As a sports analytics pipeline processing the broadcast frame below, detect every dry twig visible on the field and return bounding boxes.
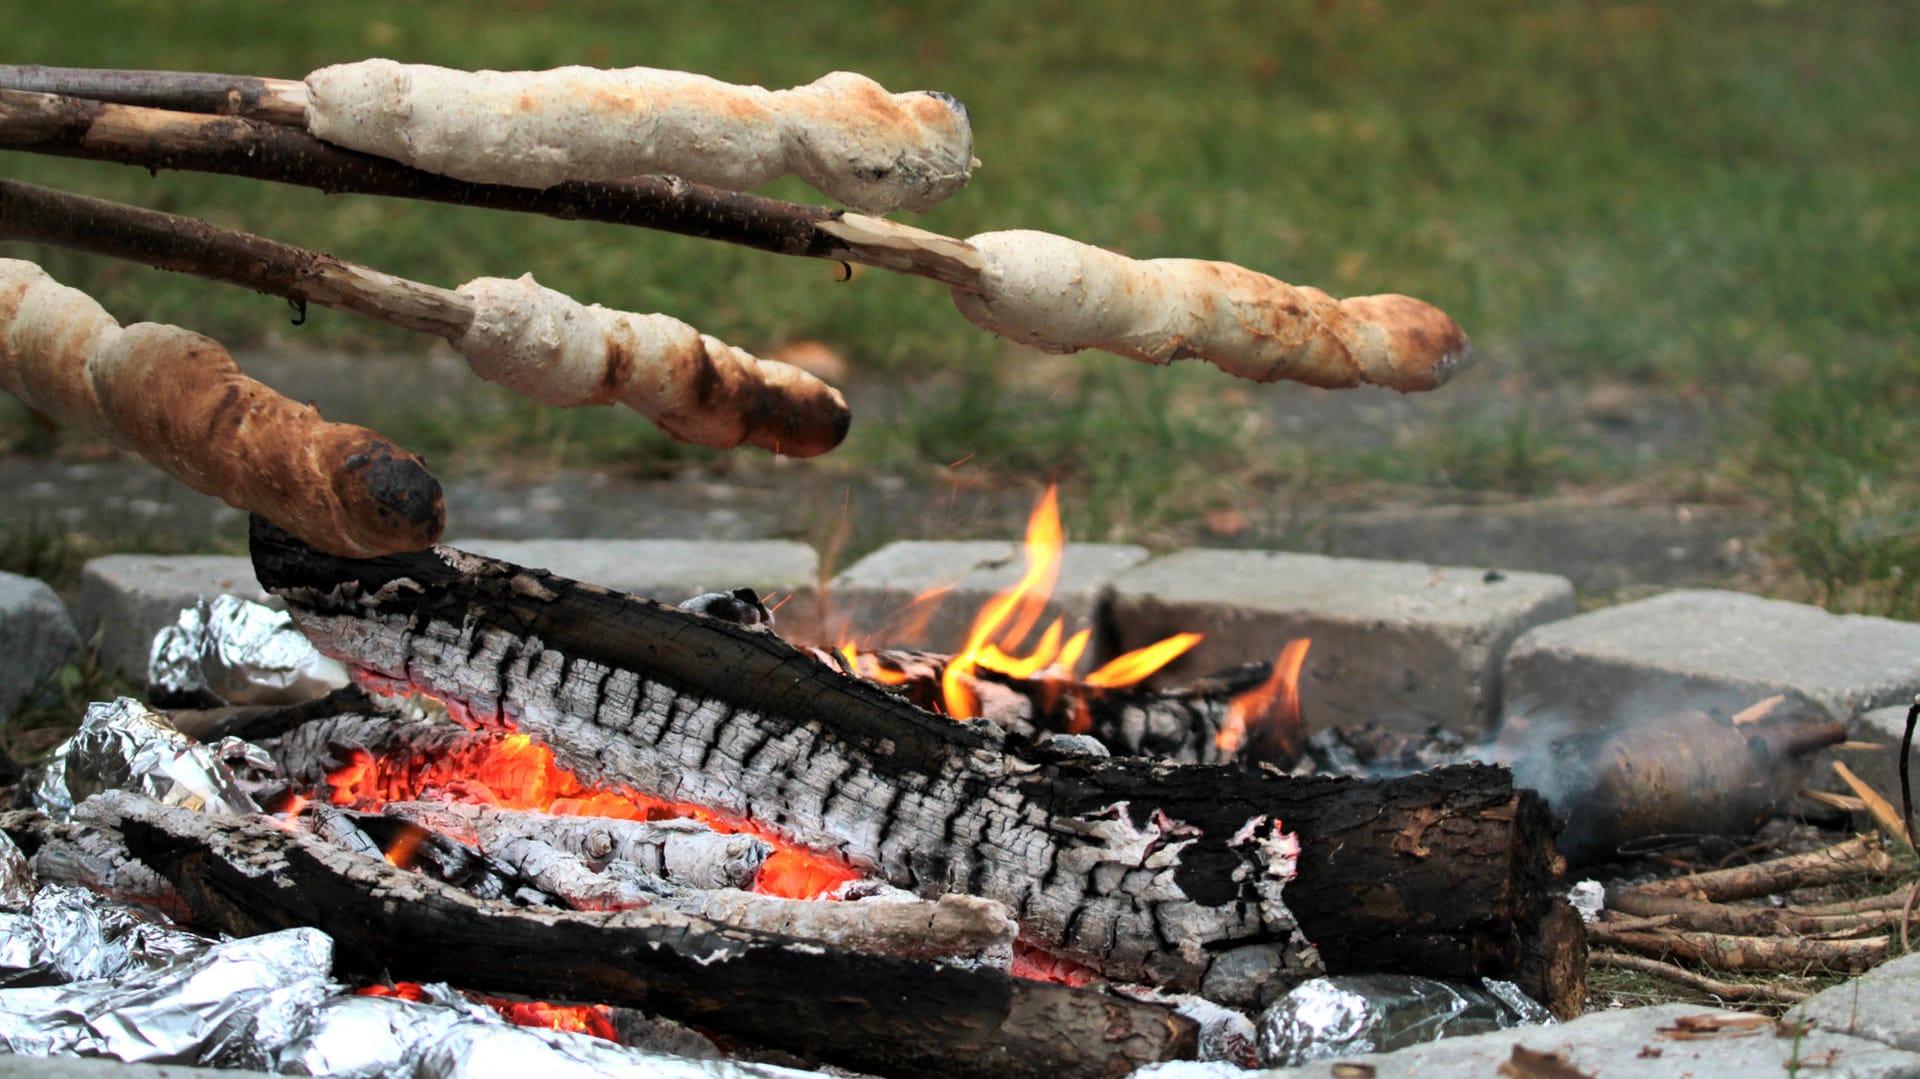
[1590,951,1810,1005]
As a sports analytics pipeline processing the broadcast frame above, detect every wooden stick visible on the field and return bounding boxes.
[0,178,471,336]
[0,87,1465,392]
[1603,891,1897,938]
[1589,951,1810,1005]
[0,88,986,290]
[1587,925,1887,973]
[1831,760,1912,846]
[0,64,306,125]
[1622,836,1892,902]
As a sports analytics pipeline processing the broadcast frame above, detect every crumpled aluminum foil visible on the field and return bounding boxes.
[0,883,211,987]
[277,986,814,1079]
[0,926,334,1061]
[1257,973,1552,1068]
[0,831,31,911]
[33,697,263,821]
[149,594,347,707]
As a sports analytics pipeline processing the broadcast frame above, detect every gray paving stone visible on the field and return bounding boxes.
[1791,952,1920,1054]
[1141,1002,1920,1079]
[453,538,824,642]
[0,572,81,723]
[1105,551,1575,737]
[1503,590,1920,730]
[73,555,272,683]
[823,540,1151,655]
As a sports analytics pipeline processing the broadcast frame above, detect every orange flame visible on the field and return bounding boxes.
[1216,638,1311,757]
[323,728,859,899]
[936,488,1200,717]
[358,984,617,1042]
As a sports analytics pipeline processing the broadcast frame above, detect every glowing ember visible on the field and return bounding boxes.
[357,983,618,1042]
[322,728,859,899]
[1009,941,1100,988]
[1215,638,1311,757]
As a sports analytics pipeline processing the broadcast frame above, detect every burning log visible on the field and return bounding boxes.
[249,517,1584,1015]
[0,180,850,457]
[90,790,1195,1079]
[0,258,442,557]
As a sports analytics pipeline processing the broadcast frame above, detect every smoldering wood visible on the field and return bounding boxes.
[378,802,773,892]
[0,89,986,290]
[0,809,186,920]
[95,790,1196,1079]
[0,65,306,125]
[163,683,385,746]
[250,519,1585,1015]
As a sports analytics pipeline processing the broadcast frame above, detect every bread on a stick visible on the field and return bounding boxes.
[0,259,442,557]
[949,230,1468,392]
[304,60,975,214]
[452,274,849,457]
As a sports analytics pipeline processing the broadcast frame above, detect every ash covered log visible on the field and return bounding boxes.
[250,518,1584,1014]
[93,790,1193,1079]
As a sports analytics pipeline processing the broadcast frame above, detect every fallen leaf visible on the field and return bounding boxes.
[1497,1045,1593,1079]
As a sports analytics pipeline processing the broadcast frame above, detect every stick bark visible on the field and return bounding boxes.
[1621,837,1893,903]
[0,64,306,124]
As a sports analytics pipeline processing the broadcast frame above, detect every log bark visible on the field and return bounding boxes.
[91,790,1194,1079]
[0,88,986,289]
[249,517,1585,1015]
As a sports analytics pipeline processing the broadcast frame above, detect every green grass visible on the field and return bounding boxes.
[2,2,1918,606]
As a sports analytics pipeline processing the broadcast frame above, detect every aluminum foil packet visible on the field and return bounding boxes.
[33,697,263,821]
[0,883,211,987]
[149,594,347,707]
[1257,973,1552,1068]
[0,926,334,1061]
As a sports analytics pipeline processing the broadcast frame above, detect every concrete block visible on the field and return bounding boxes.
[455,538,824,642]
[0,572,82,722]
[73,555,271,683]
[1210,1002,1920,1079]
[1791,951,1920,1053]
[1106,551,1575,737]
[824,541,1151,654]
[1503,590,1920,729]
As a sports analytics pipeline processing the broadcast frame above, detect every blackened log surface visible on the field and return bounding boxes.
[249,519,1582,1013]
[98,792,1194,1079]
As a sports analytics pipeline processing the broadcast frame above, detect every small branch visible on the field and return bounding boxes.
[1832,759,1912,847]
[0,178,472,337]
[1588,925,1887,974]
[1622,836,1892,903]
[1590,951,1811,1005]
[0,64,306,125]
[0,88,987,290]
[1601,895,1895,938]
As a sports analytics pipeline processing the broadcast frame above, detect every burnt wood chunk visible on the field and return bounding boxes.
[91,791,1193,1079]
[249,517,1584,1015]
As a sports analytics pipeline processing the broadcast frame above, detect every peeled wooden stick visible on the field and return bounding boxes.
[1622,836,1893,903]
[1590,951,1810,1005]
[0,179,850,457]
[0,88,1468,392]
[0,258,442,557]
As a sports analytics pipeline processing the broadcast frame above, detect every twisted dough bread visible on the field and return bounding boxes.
[949,230,1468,391]
[305,60,976,214]
[451,274,849,457]
[0,259,442,557]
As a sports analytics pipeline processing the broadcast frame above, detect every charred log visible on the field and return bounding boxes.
[250,518,1584,1014]
[94,790,1193,1079]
